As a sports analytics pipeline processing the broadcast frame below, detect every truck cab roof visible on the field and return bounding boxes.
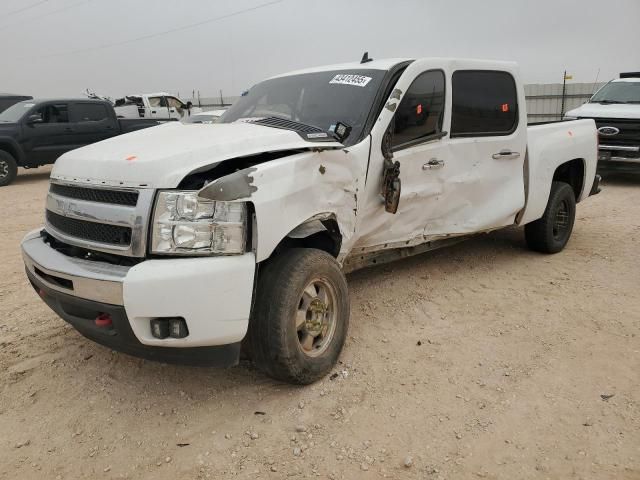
[270,57,519,79]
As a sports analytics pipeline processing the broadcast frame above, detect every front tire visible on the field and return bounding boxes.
[0,151,18,187]
[249,248,350,384]
[525,181,576,253]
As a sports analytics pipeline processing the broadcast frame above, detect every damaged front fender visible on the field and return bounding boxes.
[198,139,370,263]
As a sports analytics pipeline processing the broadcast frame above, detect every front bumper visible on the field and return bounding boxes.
[598,145,640,166]
[22,229,256,364]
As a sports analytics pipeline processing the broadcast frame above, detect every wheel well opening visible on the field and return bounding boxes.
[271,218,342,259]
[553,158,585,201]
[0,143,19,163]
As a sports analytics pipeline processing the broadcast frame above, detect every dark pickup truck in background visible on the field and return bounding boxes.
[0,98,166,186]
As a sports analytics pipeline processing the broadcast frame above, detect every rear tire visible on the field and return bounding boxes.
[525,181,576,253]
[0,151,17,187]
[249,248,349,384]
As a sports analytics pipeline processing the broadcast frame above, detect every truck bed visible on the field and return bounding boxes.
[520,119,598,225]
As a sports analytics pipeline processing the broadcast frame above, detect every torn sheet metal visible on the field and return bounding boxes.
[199,167,258,201]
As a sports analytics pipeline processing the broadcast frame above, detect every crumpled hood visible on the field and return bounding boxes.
[51,121,341,188]
[566,102,640,119]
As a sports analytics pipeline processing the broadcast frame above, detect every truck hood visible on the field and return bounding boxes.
[0,122,19,133]
[51,121,342,188]
[566,103,640,119]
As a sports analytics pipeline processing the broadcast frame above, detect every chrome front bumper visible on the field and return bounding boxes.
[22,228,257,348]
[599,144,640,164]
[21,229,128,305]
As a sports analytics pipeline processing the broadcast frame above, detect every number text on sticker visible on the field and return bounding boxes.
[329,74,373,87]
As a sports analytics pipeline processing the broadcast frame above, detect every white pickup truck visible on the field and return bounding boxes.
[21,57,599,384]
[565,72,640,172]
[114,92,202,120]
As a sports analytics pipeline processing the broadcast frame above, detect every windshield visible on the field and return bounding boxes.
[591,81,640,104]
[220,69,386,145]
[0,101,35,123]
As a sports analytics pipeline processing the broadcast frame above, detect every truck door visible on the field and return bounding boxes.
[24,102,75,165]
[354,60,454,249]
[166,96,187,120]
[147,95,170,119]
[70,102,116,146]
[380,69,449,244]
[429,69,527,235]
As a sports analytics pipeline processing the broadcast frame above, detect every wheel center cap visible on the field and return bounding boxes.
[306,298,327,334]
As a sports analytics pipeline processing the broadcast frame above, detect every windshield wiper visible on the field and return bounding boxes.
[592,100,625,104]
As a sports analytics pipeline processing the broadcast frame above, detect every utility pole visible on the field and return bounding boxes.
[560,70,572,120]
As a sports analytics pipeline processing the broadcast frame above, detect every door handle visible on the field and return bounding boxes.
[492,149,520,160]
[422,158,444,170]
[64,127,73,132]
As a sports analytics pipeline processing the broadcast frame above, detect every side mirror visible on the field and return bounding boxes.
[27,114,43,124]
[380,124,401,214]
[382,159,401,214]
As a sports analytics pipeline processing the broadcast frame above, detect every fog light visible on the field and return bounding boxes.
[150,319,170,339]
[169,318,189,338]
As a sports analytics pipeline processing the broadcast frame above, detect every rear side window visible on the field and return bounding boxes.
[72,103,109,122]
[451,71,518,137]
[392,70,445,148]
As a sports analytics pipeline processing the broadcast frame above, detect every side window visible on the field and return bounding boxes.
[451,71,518,137]
[166,97,184,109]
[72,103,109,122]
[148,96,167,108]
[34,104,69,123]
[392,70,445,147]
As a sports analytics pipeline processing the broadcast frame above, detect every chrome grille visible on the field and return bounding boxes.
[49,183,139,206]
[46,210,132,246]
[44,179,155,257]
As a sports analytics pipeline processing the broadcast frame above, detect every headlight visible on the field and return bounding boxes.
[151,191,247,255]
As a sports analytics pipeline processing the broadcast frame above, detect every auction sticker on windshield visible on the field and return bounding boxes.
[329,74,372,87]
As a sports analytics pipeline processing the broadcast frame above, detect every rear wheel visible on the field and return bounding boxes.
[248,248,349,384]
[525,181,576,253]
[0,151,17,187]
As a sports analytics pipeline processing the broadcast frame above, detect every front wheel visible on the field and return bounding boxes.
[0,151,18,187]
[248,248,350,384]
[525,181,576,253]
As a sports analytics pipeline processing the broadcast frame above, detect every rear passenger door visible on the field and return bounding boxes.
[425,69,527,236]
[70,102,116,146]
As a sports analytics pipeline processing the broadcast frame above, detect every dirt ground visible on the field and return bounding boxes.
[0,166,638,480]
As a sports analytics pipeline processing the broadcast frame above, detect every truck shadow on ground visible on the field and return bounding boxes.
[599,171,640,187]
[13,167,52,186]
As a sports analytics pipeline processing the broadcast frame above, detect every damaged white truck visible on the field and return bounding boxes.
[22,57,599,384]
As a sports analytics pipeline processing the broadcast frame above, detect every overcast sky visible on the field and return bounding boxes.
[2,0,639,100]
